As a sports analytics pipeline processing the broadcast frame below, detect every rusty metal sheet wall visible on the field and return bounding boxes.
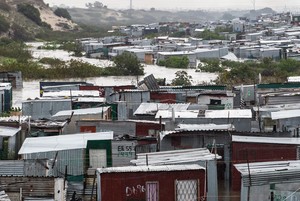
[0,176,55,197]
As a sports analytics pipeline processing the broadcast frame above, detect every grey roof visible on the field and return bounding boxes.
[18,132,114,154]
[0,126,21,137]
[234,160,300,187]
[271,109,300,120]
[205,109,252,119]
[52,107,110,117]
[160,124,235,140]
[98,164,205,174]
[131,148,221,166]
[134,103,190,116]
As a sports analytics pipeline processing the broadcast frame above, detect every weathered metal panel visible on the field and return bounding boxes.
[0,176,55,198]
[231,142,298,191]
[24,149,85,179]
[76,120,136,137]
[266,96,300,105]
[0,160,24,176]
[112,141,136,167]
[22,100,72,120]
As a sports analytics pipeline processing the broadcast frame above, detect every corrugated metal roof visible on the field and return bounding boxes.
[30,120,67,128]
[271,109,300,120]
[257,83,300,89]
[98,164,205,174]
[205,109,252,119]
[0,160,24,176]
[234,160,300,187]
[176,124,235,131]
[134,103,190,116]
[18,131,114,154]
[288,76,300,82]
[43,90,100,97]
[232,135,300,145]
[0,116,29,123]
[155,110,199,119]
[131,148,221,166]
[52,107,110,117]
[75,97,106,102]
[0,126,21,137]
[161,124,235,139]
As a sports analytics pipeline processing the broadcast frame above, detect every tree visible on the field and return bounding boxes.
[17,4,42,26]
[171,71,192,86]
[54,8,72,20]
[0,15,10,33]
[113,51,144,75]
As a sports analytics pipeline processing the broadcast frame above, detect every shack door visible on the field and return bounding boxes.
[146,182,159,201]
[175,180,198,201]
[89,149,107,168]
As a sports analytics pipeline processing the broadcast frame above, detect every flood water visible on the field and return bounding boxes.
[13,43,218,107]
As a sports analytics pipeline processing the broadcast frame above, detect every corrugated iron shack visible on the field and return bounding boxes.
[97,164,206,201]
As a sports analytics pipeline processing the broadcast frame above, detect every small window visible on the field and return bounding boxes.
[210,99,221,105]
[175,180,198,201]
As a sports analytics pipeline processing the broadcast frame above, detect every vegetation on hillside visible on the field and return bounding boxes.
[17,3,51,29]
[0,1,10,12]
[17,4,42,26]
[0,15,10,33]
[35,24,110,42]
[54,8,72,20]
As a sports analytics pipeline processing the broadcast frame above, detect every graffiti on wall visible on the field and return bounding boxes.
[126,185,146,197]
[118,145,134,158]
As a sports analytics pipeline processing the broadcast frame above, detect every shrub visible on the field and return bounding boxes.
[17,4,42,25]
[0,15,10,33]
[158,56,189,68]
[11,24,34,41]
[54,8,72,20]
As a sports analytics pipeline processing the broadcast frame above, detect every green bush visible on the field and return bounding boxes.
[11,24,34,41]
[0,41,31,62]
[113,51,144,75]
[199,59,223,73]
[158,56,189,68]
[17,4,42,25]
[54,8,72,20]
[0,15,10,33]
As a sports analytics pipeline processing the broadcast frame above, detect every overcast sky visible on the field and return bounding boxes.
[44,0,299,11]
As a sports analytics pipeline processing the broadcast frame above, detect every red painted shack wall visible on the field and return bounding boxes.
[80,126,96,133]
[231,142,298,191]
[100,169,205,201]
[150,92,176,103]
[136,122,163,137]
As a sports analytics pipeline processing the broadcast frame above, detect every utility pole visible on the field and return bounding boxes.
[251,0,256,11]
[130,0,132,10]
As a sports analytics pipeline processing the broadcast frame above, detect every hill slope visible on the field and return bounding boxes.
[0,0,77,40]
[67,6,277,27]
